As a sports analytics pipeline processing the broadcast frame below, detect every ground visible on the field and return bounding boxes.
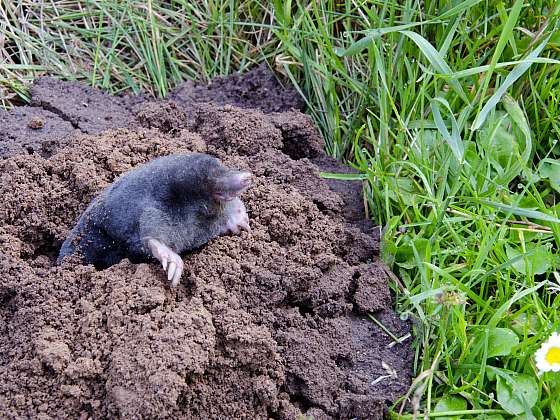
[0,68,412,419]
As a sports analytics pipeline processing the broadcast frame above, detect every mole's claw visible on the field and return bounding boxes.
[240,216,251,232]
[167,262,176,282]
[221,197,251,236]
[171,265,182,288]
[146,238,184,287]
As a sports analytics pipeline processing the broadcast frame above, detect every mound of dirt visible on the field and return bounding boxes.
[0,69,412,419]
[170,63,305,114]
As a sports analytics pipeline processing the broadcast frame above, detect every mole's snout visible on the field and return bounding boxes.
[237,172,252,189]
[213,170,252,201]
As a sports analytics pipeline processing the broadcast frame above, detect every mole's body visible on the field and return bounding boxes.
[58,153,251,286]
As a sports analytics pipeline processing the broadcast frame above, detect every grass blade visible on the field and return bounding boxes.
[472,35,552,130]
[471,0,524,130]
[431,97,464,163]
[479,200,560,224]
[401,30,470,104]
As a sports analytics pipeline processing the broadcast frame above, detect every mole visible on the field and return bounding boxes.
[57,153,252,287]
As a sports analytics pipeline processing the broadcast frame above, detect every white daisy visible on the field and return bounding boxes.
[535,332,560,373]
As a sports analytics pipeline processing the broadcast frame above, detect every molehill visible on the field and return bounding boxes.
[0,66,412,419]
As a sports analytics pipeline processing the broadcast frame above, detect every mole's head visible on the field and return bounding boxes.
[163,153,252,240]
[185,153,252,206]
[188,154,252,234]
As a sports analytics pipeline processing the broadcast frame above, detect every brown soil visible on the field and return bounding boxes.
[170,64,305,114]
[0,107,78,158]
[0,68,412,420]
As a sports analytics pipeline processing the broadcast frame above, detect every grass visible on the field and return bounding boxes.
[0,0,276,103]
[2,0,560,418]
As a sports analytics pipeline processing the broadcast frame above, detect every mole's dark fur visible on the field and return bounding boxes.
[58,153,250,270]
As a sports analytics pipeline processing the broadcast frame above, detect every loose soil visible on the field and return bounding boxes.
[0,67,412,419]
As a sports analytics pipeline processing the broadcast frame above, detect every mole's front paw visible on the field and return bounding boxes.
[145,238,184,287]
[223,198,250,235]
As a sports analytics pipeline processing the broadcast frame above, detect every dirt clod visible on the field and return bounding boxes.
[0,70,412,419]
[27,117,45,130]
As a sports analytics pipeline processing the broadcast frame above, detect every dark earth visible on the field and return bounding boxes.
[0,66,412,419]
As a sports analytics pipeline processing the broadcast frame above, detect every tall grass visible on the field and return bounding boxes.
[280,1,560,418]
[0,0,275,104]
[2,0,560,417]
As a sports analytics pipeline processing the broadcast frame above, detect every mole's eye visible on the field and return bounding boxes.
[212,171,252,202]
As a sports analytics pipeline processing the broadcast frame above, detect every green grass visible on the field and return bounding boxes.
[2,0,560,418]
[0,0,276,103]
